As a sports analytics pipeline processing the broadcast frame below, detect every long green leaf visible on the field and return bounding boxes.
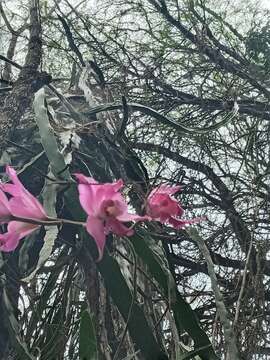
[79,308,98,360]
[129,231,219,360]
[33,88,70,180]
[97,249,168,360]
[64,186,167,359]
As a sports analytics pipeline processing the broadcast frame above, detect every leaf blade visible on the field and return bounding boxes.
[129,231,219,360]
[79,308,98,360]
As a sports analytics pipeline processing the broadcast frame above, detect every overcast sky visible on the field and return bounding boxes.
[261,0,270,8]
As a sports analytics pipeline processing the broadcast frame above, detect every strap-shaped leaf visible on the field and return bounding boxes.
[129,232,219,360]
[33,88,71,180]
[97,249,168,360]
[79,308,98,360]
[65,191,167,359]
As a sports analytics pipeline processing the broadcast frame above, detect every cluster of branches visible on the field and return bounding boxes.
[1,0,270,359]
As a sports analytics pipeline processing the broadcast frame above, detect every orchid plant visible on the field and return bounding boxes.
[0,166,202,260]
[0,166,49,251]
[146,184,203,229]
[75,173,150,260]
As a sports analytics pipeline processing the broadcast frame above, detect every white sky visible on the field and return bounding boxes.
[261,0,270,8]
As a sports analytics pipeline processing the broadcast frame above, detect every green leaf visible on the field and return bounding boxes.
[97,248,168,360]
[64,187,167,360]
[128,231,175,301]
[129,231,219,360]
[172,294,218,360]
[33,88,71,180]
[79,308,98,360]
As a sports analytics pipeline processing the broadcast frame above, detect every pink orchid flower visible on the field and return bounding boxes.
[0,166,48,252]
[75,173,149,261]
[146,184,202,229]
[0,188,12,223]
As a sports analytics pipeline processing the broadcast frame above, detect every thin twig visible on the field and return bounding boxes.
[154,304,169,329]
[233,237,253,327]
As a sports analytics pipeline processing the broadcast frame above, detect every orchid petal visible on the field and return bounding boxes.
[75,174,149,261]
[74,173,97,185]
[5,166,21,186]
[86,216,106,261]
[75,174,125,217]
[9,196,47,219]
[8,221,40,239]
[0,189,11,222]
[146,183,201,229]
[106,218,134,237]
[94,180,124,214]
[0,232,20,252]
[76,183,96,215]
[0,183,22,197]
[2,166,47,219]
[0,221,39,252]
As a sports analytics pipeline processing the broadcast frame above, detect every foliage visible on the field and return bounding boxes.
[0,0,270,359]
